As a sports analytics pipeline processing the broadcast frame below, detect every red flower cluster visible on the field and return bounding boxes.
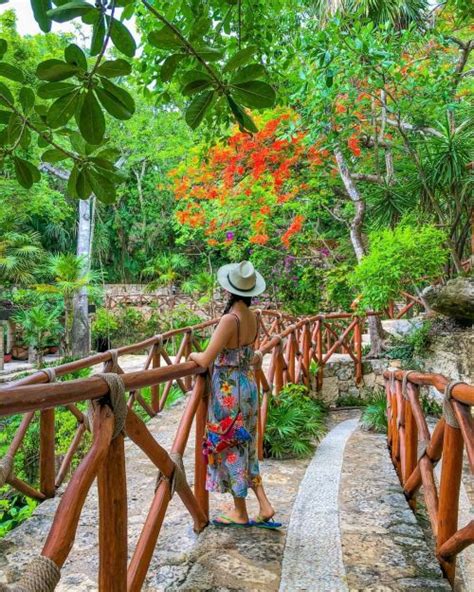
[281,215,304,248]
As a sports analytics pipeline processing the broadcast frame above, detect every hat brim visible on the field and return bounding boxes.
[217,264,266,297]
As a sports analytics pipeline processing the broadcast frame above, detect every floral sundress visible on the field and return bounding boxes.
[206,342,261,498]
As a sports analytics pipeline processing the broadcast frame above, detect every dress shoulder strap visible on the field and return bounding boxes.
[227,312,241,347]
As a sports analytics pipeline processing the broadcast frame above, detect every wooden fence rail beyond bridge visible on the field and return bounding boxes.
[0,309,472,591]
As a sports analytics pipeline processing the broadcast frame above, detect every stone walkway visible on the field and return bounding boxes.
[339,429,451,591]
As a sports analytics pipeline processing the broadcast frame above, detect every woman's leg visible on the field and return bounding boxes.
[216,496,249,524]
[251,482,275,521]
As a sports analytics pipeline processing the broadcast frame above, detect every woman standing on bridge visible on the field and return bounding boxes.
[188,261,280,529]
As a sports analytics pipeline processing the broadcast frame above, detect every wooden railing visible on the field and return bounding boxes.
[0,309,365,590]
[384,369,474,587]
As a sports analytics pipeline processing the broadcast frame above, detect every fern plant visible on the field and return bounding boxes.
[264,384,326,459]
[361,393,387,433]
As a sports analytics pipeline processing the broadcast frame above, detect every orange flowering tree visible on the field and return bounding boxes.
[170,111,323,254]
[169,110,337,312]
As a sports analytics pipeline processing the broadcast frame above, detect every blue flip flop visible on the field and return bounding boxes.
[212,515,253,528]
[252,517,282,529]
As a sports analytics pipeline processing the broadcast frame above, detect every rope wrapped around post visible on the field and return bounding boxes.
[401,371,416,400]
[90,373,127,439]
[0,556,60,592]
[442,381,465,429]
[0,453,13,487]
[155,452,187,498]
[42,368,56,383]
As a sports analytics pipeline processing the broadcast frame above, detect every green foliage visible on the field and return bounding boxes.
[264,384,326,459]
[351,222,448,311]
[361,392,387,433]
[386,320,432,366]
[0,494,38,538]
[12,304,62,366]
[91,307,119,340]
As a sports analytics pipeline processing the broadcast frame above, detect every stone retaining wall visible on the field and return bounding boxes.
[319,358,387,406]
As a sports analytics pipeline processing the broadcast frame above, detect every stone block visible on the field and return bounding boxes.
[321,376,339,405]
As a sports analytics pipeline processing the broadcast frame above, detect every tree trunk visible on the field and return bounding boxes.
[72,198,92,357]
[334,147,386,356]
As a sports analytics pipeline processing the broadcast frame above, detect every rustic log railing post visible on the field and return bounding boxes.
[194,374,209,520]
[151,342,161,414]
[353,316,362,385]
[40,408,56,498]
[316,319,323,391]
[437,390,465,586]
[302,322,311,387]
[97,431,127,591]
[274,341,284,396]
[184,330,193,391]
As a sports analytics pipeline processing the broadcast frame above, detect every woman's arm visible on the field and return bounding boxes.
[188,315,236,368]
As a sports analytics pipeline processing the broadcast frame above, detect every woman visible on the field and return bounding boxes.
[189,261,280,529]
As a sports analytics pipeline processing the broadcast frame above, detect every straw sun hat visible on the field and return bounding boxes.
[217,261,266,297]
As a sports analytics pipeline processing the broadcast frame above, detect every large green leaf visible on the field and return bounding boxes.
[182,78,213,97]
[185,90,214,129]
[0,81,14,106]
[86,167,116,204]
[19,87,35,113]
[7,113,23,144]
[230,80,276,108]
[148,27,183,50]
[67,165,79,197]
[75,168,92,199]
[95,87,133,120]
[38,81,77,98]
[0,62,24,83]
[14,157,40,189]
[36,59,79,82]
[100,79,135,117]
[0,109,10,123]
[224,46,258,72]
[90,15,105,56]
[227,96,258,133]
[47,1,94,22]
[31,0,52,33]
[231,64,266,84]
[78,90,105,144]
[108,17,136,57]
[97,59,131,78]
[64,44,87,70]
[41,148,69,163]
[47,91,79,128]
[195,46,224,62]
[160,54,184,83]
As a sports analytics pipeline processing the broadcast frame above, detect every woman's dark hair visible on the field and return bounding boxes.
[223,293,252,314]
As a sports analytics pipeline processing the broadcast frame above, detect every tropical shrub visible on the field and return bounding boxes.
[351,222,448,312]
[264,384,326,459]
[361,393,387,433]
[12,305,62,367]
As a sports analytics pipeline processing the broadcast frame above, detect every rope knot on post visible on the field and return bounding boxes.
[104,349,119,373]
[153,334,163,351]
[401,371,416,400]
[155,452,187,498]
[42,368,56,383]
[96,372,127,439]
[0,453,14,487]
[0,556,60,592]
[443,381,464,429]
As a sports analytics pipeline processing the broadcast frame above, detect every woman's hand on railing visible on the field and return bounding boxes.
[252,351,263,370]
[187,352,208,368]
